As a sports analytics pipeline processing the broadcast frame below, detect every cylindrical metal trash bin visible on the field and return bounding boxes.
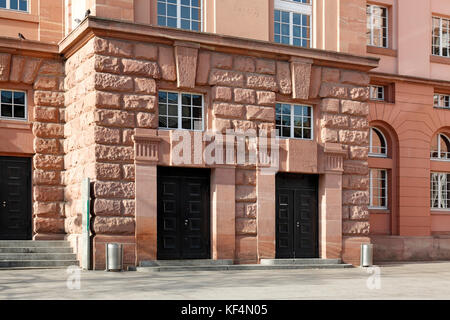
[105,243,123,272]
[360,243,373,267]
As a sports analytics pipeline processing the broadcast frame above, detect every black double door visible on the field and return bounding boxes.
[0,157,31,240]
[157,167,210,260]
[276,173,318,258]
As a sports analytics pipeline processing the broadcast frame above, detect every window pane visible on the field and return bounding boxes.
[159,116,168,128]
[168,104,178,116]
[182,118,191,129]
[0,0,6,8]
[10,0,18,10]
[192,95,202,106]
[1,90,12,104]
[182,106,191,117]
[168,117,178,128]
[167,4,177,17]
[167,17,177,27]
[192,107,202,118]
[168,92,178,104]
[13,91,25,105]
[13,105,25,118]
[1,104,12,117]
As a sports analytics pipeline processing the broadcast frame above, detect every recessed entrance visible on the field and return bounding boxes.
[157,167,211,260]
[276,173,318,258]
[0,156,31,240]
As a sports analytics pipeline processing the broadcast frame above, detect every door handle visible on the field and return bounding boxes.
[184,219,189,227]
[296,221,300,228]
[1,201,6,208]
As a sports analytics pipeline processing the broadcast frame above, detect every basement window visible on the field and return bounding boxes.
[431,172,450,209]
[434,93,450,109]
[274,0,311,48]
[369,169,388,209]
[157,0,201,32]
[0,0,28,12]
[0,90,26,120]
[369,85,385,101]
[158,91,204,131]
[275,103,312,140]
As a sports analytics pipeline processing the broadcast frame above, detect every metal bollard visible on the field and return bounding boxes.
[360,243,373,267]
[105,243,123,272]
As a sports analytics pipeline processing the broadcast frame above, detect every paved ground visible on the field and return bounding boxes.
[1,261,450,299]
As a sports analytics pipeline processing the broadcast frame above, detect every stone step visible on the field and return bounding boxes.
[139,259,234,267]
[0,260,79,268]
[0,241,70,248]
[0,253,77,261]
[0,247,73,254]
[260,258,342,265]
[136,263,353,273]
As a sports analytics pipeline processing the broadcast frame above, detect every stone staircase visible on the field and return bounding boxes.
[135,258,352,272]
[0,240,79,269]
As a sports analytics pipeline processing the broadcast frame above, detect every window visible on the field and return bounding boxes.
[434,93,450,109]
[431,133,450,160]
[158,91,203,130]
[157,0,201,31]
[369,85,385,101]
[274,0,311,48]
[369,127,387,157]
[366,4,388,48]
[0,0,28,12]
[369,169,388,209]
[0,90,26,120]
[432,16,450,57]
[275,103,312,139]
[431,172,450,209]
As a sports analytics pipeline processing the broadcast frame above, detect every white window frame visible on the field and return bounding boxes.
[158,90,204,131]
[157,0,203,32]
[369,85,385,101]
[274,0,312,48]
[431,172,450,210]
[369,127,387,158]
[369,168,388,210]
[431,133,450,161]
[434,93,450,109]
[367,4,389,48]
[0,0,28,13]
[432,16,450,58]
[275,102,313,140]
[0,89,27,121]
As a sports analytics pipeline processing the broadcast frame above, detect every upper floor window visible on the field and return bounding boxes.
[369,85,385,101]
[431,172,450,210]
[434,93,450,109]
[157,0,201,32]
[369,127,387,157]
[366,4,388,48]
[432,16,450,57]
[0,0,28,12]
[158,91,204,131]
[431,133,450,160]
[274,0,311,48]
[275,103,312,140]
[369,169,388,209]
[0,90,26,120]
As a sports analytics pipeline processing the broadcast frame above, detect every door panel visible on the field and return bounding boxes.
[0,157,31,240]
[276,173,318,259]
[157,167,210,260]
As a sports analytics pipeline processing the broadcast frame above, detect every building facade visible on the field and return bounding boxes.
[0,0,448,269]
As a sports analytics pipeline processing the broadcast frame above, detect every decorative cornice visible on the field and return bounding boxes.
[323,143,347,173]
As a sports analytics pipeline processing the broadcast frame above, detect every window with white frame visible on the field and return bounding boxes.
[366,4,388,48]
[431,133,450,160]
[0,90,26,120]
[369,85,385,101]
[369,127,387,157]
[0,0,28,12]
[432,16,450,57]
[431,172,450,209]
[434,93,450,109]
[158,91,203,130]
[275,103,312,139]
[274,0,311,48]
[369,169,388,209]
[157,0,201,31]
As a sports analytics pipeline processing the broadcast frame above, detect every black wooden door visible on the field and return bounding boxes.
[0,157,31,240]
[157,167,210,260]
[276,173,318,258]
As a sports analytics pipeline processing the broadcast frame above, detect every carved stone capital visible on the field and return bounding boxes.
[323,142,346,173]
[133,129,161,165]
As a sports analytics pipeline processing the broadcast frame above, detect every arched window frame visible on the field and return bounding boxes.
[369,127,388,158]
[431,133,450,161]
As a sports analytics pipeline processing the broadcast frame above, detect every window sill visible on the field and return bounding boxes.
[0,119,31,130]
[369,208,390,214]
[431,158,450,162]
[430,55,450,65]
[0,9,37,23]
[431,209,450,214]
[367,46,397,57]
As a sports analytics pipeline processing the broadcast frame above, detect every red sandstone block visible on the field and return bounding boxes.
[196,51,211,85]
[134,77,157,94]
[321,128,338,143]
[343,190,369,205]
[122,129,134,146]
[94,126,121,144]
[135,43,158,61]
[33,202,63,218]
[246,74,277,91]
[236,170,256,185]
[95,163,122,181]
[95,109,135,127]
[32,123,64,138]
[93,216,135,235]
[34,76,59,91]
[94,55,122,74]
[34,217,65,234]
[343,160,369,175]
[34,186,64,202]
[22,58,42,84]
[343,221,370,235]
[94,73,134,92]
[291,61,311,99]
[236,218,257,235]
[213,102,245,119]
[235,185,256,202]
[0,53,11,81]
[34,138,60,155]
[34,91,65,107]
[94,199,121,216]
[95,145,134,162]
[349,205,369,220]
[209,69,244,87]
[136,112,157,128]
[349,146,368,160]
[121,199,135,216]
[95,91,122,109]
[158,46,177,81]
[213,118,232,133]
[93,181,135,199]
[349,87,369,101]
[94,37,133,57]
[321,114,349,129]
[343,175,369,191]
[234,88,256,104]
[341,70,370,86]
[33,169,61,186]
[213,86,232,102]
[256,91,276,106]
[276,61,292,95]
[339,130,369,145]
[349,116,369,129]
[33,154,64,171]
[256,59,276,75]
[232,120,257,131]
[321,98,340,113]
[319,83,349,99]
[122,59,161,78]
[39,60,64,76]
[123,95,156,112]
[234,56,255,73]
[34,106,59,123]
[175,45,198,88]
[246,105,275,122]
[122,164,135,181]
[341,100,369,116]
[322,67,340,82]
[211,52,233,69]
[309,66,322,98]
[10,55,25,83]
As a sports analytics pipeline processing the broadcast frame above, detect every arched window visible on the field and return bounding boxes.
[431,133,450,160]
[369,127,387,157]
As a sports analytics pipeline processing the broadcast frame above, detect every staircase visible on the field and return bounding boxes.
[0,240,79,269]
